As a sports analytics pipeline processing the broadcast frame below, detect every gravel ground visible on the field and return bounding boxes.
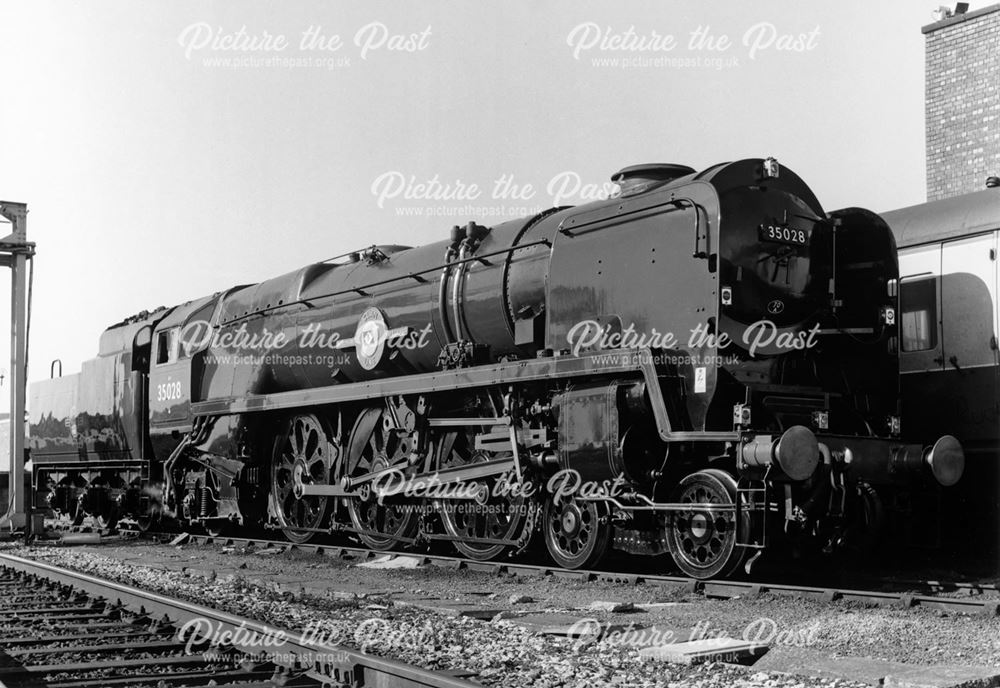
[2,540,998,688]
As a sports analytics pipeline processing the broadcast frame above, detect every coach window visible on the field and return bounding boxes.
[155,328,179,365]
[899,277,937,352]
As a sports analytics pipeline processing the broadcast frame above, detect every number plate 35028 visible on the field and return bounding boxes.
[759,224,808,246]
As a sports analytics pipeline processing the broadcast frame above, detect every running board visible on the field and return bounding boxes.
[190,348,740,444]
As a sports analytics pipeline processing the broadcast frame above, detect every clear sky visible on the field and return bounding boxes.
[0,0,944,395]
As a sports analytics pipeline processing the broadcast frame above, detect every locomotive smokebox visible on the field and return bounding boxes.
[740,425,820,481]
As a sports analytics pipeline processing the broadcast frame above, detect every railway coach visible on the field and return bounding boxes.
[882,180,1000,559]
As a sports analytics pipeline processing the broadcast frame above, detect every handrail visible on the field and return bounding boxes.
[220,239,553,326]
[673,197,706,258]
[438,245,458,345]
[558,196,703,242]
[451,243,471,340]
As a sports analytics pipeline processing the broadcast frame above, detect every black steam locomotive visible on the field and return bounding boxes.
[29,158,963,579]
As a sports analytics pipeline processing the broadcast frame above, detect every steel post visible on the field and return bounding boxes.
[0,202,33,533]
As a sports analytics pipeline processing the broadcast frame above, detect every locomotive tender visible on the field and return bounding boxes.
[29,158,964,579]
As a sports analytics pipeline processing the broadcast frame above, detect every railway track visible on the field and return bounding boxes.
[0,551,481,688]
[123,530,1000,617]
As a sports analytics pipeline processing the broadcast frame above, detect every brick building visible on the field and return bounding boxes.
[924,3,1000,201]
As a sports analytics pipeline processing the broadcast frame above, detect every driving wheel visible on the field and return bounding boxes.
[270,414,332,543]
[344,407,418,550]
[437,430,528,561]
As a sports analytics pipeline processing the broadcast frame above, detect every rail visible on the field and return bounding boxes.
[0,551,483,688]
[120,531,1000,618]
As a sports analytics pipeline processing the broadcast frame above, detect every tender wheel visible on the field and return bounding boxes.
[543,496,611,569]
[94,508,118,531]
[344,407,418,550]
[437,431,528,561]
[135,483,163,533]
[71,497,86,527]
[665,469,749,579]
[271,414,332,544]
[135,515,155,533]
[92,477,125,531]
[54,476,87,526]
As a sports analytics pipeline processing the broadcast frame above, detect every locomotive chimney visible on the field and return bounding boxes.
[611,163,696,195]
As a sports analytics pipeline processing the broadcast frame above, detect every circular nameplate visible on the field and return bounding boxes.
[354,307,389,370]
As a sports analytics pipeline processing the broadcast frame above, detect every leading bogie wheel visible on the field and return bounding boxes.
[542,495,611,570]
[665,468,749,579]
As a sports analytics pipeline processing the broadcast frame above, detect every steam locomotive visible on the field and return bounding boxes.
[28,158,964,579]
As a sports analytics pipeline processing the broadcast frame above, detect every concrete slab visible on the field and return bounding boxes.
[216,568,277,583]
[639,638,768,665]
[356,555,425,569]
[135,561,171,571]
[634,602,690,611]
[751,646,904,683]
[392,598,502,620]
[753,646,1000,687]
[263,574,325,597]
[295,581,404,600]
[587,600,636,613]
[135,555,186,565]
[599,623,692,649]
[510,612,632,638]
[883,665,1000,688]
[135,558,191,572]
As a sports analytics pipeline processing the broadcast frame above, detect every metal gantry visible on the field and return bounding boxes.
[0,201,34,531]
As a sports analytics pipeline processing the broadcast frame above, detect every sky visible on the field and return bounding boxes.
[0,0,945,399]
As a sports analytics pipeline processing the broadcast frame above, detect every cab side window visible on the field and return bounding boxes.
[155,328,179,365]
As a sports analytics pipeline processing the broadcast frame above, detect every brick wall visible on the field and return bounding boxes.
[924,4,1000,201]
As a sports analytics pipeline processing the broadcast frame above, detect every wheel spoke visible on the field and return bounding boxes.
[666,471,743,579]
[271,415,331,543]
[292,421,303,456]
[304,428,318,459]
